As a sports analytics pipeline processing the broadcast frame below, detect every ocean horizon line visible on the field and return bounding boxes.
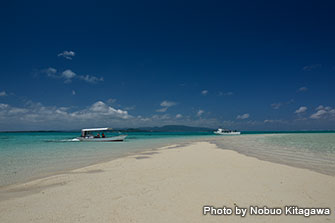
[1,129,335,133]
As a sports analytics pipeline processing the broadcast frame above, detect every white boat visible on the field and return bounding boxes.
[77,128,127,142]
[214,128,241,135]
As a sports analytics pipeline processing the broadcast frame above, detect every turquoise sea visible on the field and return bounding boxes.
[0,132,213,187]
[0,131,335,187]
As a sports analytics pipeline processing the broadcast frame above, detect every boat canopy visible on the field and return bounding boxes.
[81,127,112,132]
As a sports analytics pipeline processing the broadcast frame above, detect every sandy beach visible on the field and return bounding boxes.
[0,141,334,223]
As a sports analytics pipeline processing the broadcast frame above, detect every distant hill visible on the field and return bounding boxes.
[139,125,214,132]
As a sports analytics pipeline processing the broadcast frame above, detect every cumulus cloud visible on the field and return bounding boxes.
[0,101,130,125]
[156,100,177,112]
[236,113,250,120]
[310,110,327,119]
[302,64,321,71]
[310,105,335,119]
[43,67,57,77]
[84,101,130,119]
[201,90,208,95]
[297,86,308,92]
[197,109,204,116]
[62,69,76,79]
[315,105,332,111]
[0,101,222,130]
[58,50,75,60]
[62,69,77,83]
[0,91,7,96]
[43,68,103,84]
[316,105,324,110]
[295,106,307,114]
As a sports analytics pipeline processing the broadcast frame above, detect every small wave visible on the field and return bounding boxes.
[61,138,80,142]
[44,138,80,143]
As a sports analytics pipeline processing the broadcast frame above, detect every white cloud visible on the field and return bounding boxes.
[297,86,308,92]
[156,100,177,112]
[310,110,327,119]
[7,107,28,114]
[0,101,131,127]
[43,68,103,84]
[302,64,321,71]
[201,90,208,95]
[315,105,332,111]
[0,91,7,96]
[160,100,176,107]
[0,103,9,109]
[62,69,77,83]
[58,50,75,60]
[44,67,57,77]
[78,75,104,84]
[62,69,76,79]
[316,105,324,110]
[0,100,236,130]
[295,106,307,114]
[236,113,250,120]
[271,102,282,109]
[197,109,204,116]
[310,105,335,119]
[156,107,168,112]
[84,101,130,119]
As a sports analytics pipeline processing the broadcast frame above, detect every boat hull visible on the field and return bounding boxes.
[77,135,127,142]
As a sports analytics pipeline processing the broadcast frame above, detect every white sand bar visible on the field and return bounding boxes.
[0,142,334,223]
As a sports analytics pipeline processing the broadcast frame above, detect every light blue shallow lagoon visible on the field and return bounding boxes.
[211,132,335,176]
[0,131,335,187]
[0,132,214,187]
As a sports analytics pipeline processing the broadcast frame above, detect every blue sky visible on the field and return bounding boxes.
[0,0,335,131]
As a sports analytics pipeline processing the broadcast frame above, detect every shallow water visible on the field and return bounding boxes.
[1,132,335,187]
[211,133,335,176]
[0,132,213,187]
